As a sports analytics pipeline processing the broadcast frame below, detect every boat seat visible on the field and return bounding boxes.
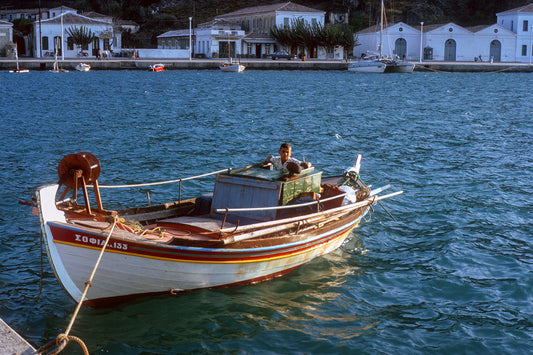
[157,216,235,232]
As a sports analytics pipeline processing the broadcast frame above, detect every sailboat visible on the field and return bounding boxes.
[379,0,414,73]
[349,0,414,73]
[50,10,68,73]
[348,0,387,73]
[9,47,29,73]
[50,48,68,72]
[219,35,245,72]
[50,39,68,73]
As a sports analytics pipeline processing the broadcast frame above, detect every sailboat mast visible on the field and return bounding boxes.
[228,34,232,63]
[61,6,64,61]
[379,0,383,58]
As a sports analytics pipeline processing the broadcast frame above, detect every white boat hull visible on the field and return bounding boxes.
[219,63,245,72]
[348,61,386,73]
[37,185,365,305]
[75,63,91,72]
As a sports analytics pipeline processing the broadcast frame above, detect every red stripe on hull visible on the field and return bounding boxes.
[48,221,356,263]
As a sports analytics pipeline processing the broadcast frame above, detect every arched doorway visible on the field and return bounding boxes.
[395,38,407,59]
[489,40,501,62]
[444,39,456,61]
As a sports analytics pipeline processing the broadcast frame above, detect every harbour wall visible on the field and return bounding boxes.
[1,59,532,72]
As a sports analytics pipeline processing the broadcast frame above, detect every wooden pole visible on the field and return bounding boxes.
[81,176,92,215]
[93,179,104,211]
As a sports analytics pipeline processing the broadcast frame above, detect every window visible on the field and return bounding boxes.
[311,18,317,26]
[67,37,74,50]
[284,17,289,27]
[511,21,514,32]
[103,38,110,50]
[42,36,49,51]
[524,21,529,32]
[522,45,527,56]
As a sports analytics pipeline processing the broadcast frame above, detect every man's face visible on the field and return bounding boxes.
[279,147,292,163]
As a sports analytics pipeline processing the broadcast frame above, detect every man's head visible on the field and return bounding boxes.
[278,142,292,163]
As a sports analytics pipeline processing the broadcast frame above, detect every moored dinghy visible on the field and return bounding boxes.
[148,63,165,72]
[34,152,402,306]
[75,63,91,72]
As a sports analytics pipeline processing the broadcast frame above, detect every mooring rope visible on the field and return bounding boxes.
[39,215,119,355]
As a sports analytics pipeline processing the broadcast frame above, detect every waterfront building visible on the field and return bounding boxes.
[354,3,533,63]
[33,9,121,58]
[0,8,49,22]
[0,20,14,57]
[157,2,340,60]
[215,2,325,58]
[496,3,533,63]
[157,19,246,59]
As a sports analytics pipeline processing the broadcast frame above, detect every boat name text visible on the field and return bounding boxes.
[74,234,128,251]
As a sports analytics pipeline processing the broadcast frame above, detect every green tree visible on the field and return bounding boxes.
[271,19,356,59]
[66,25,96,52]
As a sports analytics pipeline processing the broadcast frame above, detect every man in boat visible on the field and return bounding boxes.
[263,142,311,174]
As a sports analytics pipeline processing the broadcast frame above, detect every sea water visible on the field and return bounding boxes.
[0,70,531,354]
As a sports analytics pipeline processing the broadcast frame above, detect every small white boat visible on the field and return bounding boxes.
[9,47,29,73]
[75,63,91,72]
[148,64,164,72]
[219,61,246,72]
[348,60,386,73]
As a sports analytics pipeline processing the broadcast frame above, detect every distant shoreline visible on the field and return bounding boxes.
[1,58,532,72]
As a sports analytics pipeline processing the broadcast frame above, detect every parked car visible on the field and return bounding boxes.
[267,51,297,60]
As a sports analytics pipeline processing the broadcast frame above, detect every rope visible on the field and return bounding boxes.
[91,168,231,189]
[39,215,119,354]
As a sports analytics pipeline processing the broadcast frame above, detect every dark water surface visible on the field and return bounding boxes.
[1,70,532,354]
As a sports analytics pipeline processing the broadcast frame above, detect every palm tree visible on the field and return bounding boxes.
[66,26,96,54]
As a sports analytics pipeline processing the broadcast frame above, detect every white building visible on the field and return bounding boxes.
[216,1,325,58]
[354,3,533,63]
[157,19,246,59]
[0,20,14,56]
[33,9,120,58]
[157,2,328,59]
[355,22,420,60]
[497,3,533,62]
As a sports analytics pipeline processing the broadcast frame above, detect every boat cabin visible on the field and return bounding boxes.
[209,164,322,223]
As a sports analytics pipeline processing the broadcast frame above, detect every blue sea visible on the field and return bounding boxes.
[0,69,532,354]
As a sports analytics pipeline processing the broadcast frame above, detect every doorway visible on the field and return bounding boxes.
[444,39,456,61]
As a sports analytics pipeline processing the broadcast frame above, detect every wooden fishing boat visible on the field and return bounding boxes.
[34,152,401,306]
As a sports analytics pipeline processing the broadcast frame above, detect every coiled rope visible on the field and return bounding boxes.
[38,215,119,355]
